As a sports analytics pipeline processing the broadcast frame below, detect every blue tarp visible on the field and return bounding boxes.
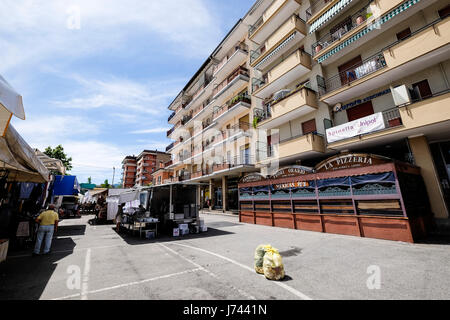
[350,172,395,185]
[316,177,351,188]
[52,175,80,196]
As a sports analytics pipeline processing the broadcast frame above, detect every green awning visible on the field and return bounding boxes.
[317,0,421,63]
[309,0,355,34]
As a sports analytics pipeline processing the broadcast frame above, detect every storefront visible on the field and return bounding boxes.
[430,141,450,215]
[239,153,434,243]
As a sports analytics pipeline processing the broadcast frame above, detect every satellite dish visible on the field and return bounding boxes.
[334,103,342,112]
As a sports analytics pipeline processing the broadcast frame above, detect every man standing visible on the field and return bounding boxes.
[33,205,59,256]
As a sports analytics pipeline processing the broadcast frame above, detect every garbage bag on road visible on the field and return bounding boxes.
[263,246,285,281]
[254,244,271,274]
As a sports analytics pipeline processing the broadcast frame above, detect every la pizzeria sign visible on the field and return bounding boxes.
[315,154,391,172]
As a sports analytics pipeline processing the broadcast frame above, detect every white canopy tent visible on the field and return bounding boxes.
[0,125,49,183]
[34,149,66,175]
[0,75,25,137]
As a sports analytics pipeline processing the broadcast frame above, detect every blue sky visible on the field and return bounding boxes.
[2,0,255,185]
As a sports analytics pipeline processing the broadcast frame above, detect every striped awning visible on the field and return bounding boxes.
[317,0,421,63]
[309,0,355,34]
[255,31,298,70]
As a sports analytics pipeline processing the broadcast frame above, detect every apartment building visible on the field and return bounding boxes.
[135,150,172,187]
[165,15,270,212]
[166,0,450,227]
[122,156,137,189]
[244,0,450,234]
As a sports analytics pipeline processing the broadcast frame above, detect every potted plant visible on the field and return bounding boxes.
[253,116,260,129]
[315,44,323,54]
[356,15,365,25]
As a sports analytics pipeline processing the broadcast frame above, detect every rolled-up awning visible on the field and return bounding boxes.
[0,75,25,137]
[0,125,49,183]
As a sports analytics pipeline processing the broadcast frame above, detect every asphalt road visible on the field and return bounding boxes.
[1,213,450,300]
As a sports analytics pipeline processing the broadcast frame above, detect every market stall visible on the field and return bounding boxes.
[116,183,205,239]
[239,154,433,243]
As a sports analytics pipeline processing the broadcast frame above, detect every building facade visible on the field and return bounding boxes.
[166,0,450,226]
[122,156,137,189]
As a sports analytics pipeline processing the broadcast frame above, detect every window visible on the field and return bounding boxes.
[338,55,362,85]
[302,119,317,135]
[396,28,411,41]
[438,5,450,18]
[347,101,374,122]
[412,80,432,100]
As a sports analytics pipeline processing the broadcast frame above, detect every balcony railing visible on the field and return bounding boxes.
[181,114,192,125]
[306,0,335,21]
[212,93,251,120]
[167,127,175,137]
[248,16,264,37]
[168,111,176,122]
[250,14,304,64]
[312,3,373,56]
[212,67,250,98]
[213,42,248,75]
[319,52,387,96]
[166,142,175,152]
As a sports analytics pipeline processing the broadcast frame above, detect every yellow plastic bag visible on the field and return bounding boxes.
[263,246,285,281]
[254,244,271,274]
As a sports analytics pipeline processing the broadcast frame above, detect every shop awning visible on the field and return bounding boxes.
[0,125,49,183]
[34,149,66,175]
[0,75,25,137]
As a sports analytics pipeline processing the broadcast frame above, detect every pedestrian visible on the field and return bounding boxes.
[115,204,124,232]
[33,204,59,256]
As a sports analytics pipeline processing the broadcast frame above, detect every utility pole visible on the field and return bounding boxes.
[112,167,115,188]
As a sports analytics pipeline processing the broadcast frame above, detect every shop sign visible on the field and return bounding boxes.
[240,173,266,184]
[333,89,391,113]
[326,112,386,143]
[273,181,310,190]
[316,153,391,173]
[271,166,313,179]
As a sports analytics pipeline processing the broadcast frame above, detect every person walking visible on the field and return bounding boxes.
[33,205,59,256]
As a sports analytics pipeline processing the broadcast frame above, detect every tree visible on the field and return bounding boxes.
[88,177,92,184]
[44,145,73,171]
[101,179,110,188]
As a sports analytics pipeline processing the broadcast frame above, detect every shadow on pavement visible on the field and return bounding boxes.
[0,237,76,300]
[114,227,234,246]
[56,225,86,238]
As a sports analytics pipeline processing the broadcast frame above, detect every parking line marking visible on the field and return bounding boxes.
[52,267,203,300]
[81,248,91,300]
[159,244,256,300]
[168,242,313,300]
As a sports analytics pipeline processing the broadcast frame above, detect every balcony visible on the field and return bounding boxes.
[166,142,174,152]
[213,42,248,84]
[252,49,312,99]
[257,87,318,130]
[212,93,251,124]
[248,0,302,44]
[307,0,359,33]
[212,67,250,103]
[166,127,175,137]
[250,14,306,70]
[278,133,326,160]
[319,16,450,105]
[312,0,428,65]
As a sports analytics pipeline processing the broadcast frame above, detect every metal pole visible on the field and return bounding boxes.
[112,167,116,187]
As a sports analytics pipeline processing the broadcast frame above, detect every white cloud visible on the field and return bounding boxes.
[50,73,186,116]
[130,127,170,134]
[0,0,223,73]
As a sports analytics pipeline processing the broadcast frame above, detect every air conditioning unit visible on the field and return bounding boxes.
[392,85,411,106]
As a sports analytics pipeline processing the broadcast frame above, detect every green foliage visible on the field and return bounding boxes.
[101,179,110,188]
[88,177,92,184]
[44,145,73,171]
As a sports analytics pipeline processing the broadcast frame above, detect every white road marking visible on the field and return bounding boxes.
[159,244,256,300]
[52,268,203,300]
[81,248,91,300]
[168,242,313,300]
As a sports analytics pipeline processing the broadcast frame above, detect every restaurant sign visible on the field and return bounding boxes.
[239,173,267,184]
[273,181,310,190]
[315,153,391,173]
[271,166,313,179]
[326,112,386,143]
